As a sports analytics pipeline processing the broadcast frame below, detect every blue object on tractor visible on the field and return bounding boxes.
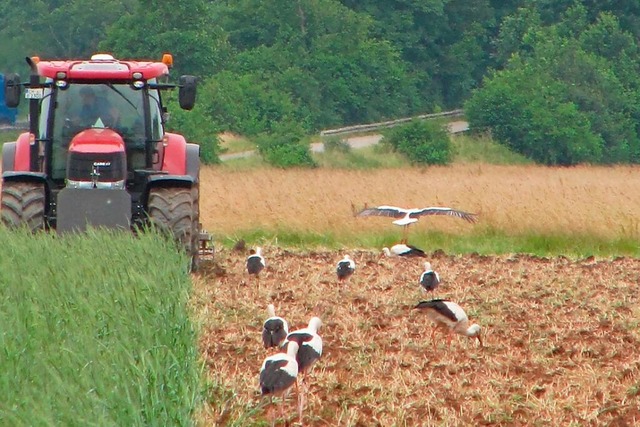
[0,74,18,125]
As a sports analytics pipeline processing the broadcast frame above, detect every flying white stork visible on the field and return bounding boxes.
[262,304,289,350]
[259,340,300,426]
[357,205,478,243]
[283,316,323,423]
[414,299,482,347]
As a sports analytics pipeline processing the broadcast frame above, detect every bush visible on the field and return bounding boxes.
[465,65,604,165]
[165,95,222,165]
[255,122,317,168]
[382,120,453,165]
[323,136,352,154]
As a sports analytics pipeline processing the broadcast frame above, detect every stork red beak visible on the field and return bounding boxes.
[477,335,483,347]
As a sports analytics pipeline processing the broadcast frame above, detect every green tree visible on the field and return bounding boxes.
[0,0,130,73]
[465,64,604,166]
[470,6,640,165]
[101,0,231,78]
[383,120,454,165]
[197,0,421,135]
[340,0,506,108]
[255,121,316,168]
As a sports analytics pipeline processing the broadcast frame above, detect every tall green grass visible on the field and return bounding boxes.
[0,228,201,426]
[219,227,640,258]
[313,143,408,169]
[451,133,533,164]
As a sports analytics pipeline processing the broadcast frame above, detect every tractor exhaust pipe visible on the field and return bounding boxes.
[26,56,40,172]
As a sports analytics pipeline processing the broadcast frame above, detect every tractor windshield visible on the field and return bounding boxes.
[50,83,157,180]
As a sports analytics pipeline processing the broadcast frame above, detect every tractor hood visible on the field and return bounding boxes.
[68,128,126,154]
[66,128,127,189]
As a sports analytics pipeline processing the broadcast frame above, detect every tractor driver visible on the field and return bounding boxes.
[72,86,119,128]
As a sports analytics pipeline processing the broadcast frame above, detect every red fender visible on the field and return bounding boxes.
[161,132,187,175]
[14,132,33,171]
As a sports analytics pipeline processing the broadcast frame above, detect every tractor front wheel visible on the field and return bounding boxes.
[147,187,198,271]
[1,181,46,231]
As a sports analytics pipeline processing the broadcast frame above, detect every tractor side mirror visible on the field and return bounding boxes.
[4,73,22,108]
[178,75,197,111]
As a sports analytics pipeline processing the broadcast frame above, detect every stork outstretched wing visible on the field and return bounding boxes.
[357,205,478,223]
[356,205,408,219]
[410,207,478,223]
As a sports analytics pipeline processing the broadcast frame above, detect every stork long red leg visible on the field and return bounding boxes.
[297,374,306,422]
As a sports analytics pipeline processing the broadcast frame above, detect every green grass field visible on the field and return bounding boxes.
[0,228,201,426]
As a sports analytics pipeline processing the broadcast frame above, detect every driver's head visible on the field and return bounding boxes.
[79,86,96,104]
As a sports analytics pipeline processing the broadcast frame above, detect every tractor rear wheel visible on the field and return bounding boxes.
[1,181,46,231]
[147,187,198,271]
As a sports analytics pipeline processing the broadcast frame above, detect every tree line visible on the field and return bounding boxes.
[1,0,639,165]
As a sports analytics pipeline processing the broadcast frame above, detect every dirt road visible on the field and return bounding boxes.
[218,120,469,161]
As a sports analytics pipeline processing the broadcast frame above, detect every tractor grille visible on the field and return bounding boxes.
[67,151,127,185]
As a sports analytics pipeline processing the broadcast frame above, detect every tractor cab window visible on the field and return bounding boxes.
[51,83,146,179]
[38,86,53,141]
[56,84,144,138]
[148,85,164,141]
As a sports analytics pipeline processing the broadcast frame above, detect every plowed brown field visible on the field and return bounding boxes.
[194,165,640,427]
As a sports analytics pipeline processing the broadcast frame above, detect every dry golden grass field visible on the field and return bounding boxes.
[193,164,640,426]
[199,164,640,241]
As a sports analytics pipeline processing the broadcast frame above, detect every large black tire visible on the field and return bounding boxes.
[147,187,198,271]
[1,181,46,231]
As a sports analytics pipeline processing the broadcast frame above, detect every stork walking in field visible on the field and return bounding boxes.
[419,262,441,296]
[336,255,356,283]
[262,304,289,350]
[259,340,300,426]
[247,247,266,287]
[414,299,482,347]
[357,205,478,243]
[284,316,323,423]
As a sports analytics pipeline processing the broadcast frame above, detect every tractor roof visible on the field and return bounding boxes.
[35,54,170,81]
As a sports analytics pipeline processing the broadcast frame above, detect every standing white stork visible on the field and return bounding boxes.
[262,304,289,350]
[357,205,478,243]
[259,340,300,426]
[284,316,323,423]
[336,255,356,283]
[382,243,427,258]
[247,247,266,287]
[414,299,482,347]
[419,262,441,295]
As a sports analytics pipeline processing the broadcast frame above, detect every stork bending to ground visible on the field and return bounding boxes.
[383,243,427,258]
[357,205,478,243]
[262,304,289,351]
[414,299,482,347]
[284,316,323,423]
[259,340,300,426]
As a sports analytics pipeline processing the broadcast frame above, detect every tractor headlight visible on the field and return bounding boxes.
[66,179,126,190]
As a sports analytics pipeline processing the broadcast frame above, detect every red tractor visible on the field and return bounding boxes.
[2,53,207,269]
